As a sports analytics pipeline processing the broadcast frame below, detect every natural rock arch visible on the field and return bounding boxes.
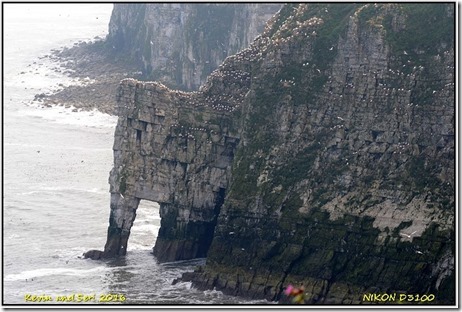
[85,73,244,261]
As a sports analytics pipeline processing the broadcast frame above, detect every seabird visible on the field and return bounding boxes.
[399,230,417,238]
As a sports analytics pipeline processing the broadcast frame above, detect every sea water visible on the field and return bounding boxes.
[3,4,269,305]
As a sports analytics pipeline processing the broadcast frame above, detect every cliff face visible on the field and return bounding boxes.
[107,3,281,91]
[103,74,244,262]
[92,3,454,304]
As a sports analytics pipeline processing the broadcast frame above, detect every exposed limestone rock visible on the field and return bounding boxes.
[102,64,249,260]
[90,3,454,304]
[107,3,282,91]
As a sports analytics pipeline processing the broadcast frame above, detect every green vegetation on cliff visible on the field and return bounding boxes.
[202,2,454,304]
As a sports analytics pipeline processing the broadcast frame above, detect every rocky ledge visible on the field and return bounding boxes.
[34,40,141,115]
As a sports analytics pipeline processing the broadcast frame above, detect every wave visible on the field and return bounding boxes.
[4,266,111,281]
[19,186,107,196]
[203,288,223,297]
[131,223,159,232]
[128,243,154,251]
[20,104,117,129]
[160,258,207,267]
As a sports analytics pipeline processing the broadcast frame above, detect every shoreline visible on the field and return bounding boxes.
[33,39,142,115]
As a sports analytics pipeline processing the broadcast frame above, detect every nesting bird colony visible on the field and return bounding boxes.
[118,2,454,155]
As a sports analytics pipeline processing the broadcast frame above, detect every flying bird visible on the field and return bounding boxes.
[399,230,417,238]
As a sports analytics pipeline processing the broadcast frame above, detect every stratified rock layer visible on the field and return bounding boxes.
[94,3,454,304]
[107,3,281,91]
[103,50,249,260]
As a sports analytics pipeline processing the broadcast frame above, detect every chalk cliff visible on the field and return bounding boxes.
[107,3,281,91]
[88,3,455,304]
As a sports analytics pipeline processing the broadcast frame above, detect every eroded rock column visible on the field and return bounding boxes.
[103,194,140,257]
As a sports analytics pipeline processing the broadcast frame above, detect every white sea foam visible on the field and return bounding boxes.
[132,224,159,233]
[5,266,110,281]
[6,234,21,239]
[128,243,155,251]
[19,186,107,196]
[20,104,117,129]
[203,288,224,297]
[172,281,193,290]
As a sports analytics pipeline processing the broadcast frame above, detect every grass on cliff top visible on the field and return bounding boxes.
[384,3,454,56]
[356,3,453,77]
[268,3,358,71]
[356,3,454,56]
[310,3,358,71]
[229,4,360,208]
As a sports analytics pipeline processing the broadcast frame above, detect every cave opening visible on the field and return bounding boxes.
[128,199,161,252]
